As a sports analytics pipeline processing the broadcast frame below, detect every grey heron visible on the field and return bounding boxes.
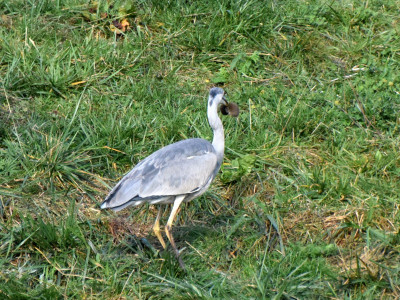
[100,87,239,269]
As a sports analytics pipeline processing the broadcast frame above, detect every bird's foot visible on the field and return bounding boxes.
[177,254,186,270]
[173,247,187,270]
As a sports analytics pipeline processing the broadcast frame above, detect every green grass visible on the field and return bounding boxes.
[1,0,400,298]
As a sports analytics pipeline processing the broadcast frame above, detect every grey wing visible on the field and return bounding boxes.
[101,139,218,210]
[139,150,218,197]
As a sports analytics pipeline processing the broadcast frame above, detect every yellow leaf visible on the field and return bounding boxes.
[120,18,130,32]
[279,32,287,41]
[70,81,87,86]
[103,146,126,154]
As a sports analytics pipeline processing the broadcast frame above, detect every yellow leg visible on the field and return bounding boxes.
[165,195,186,269]
[153,206,167,249]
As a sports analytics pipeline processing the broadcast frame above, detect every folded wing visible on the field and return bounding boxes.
[101,138,218,210]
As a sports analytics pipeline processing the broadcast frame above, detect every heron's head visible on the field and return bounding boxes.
[208,87,240,117]
[208,87,227,107]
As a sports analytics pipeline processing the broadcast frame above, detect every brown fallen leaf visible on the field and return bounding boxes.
[112,19,123,30]
[110,18,130,34]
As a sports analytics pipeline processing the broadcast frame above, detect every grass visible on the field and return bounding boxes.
[1,0,399,298]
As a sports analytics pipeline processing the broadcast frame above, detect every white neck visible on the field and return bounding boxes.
[208,100,225,163]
